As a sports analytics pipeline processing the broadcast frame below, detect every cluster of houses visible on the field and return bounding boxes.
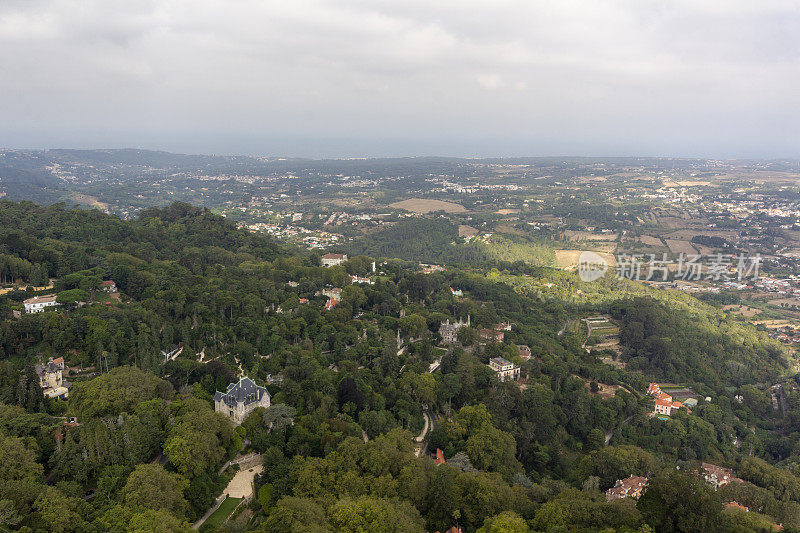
[21,279,119,314]
[701,462,744,489]
[421,264,445,274]
[606,463,744,502]
[479,322,514,344]
[438,318,514,345]
[647,383,694,417]
[321,287,342,310]
[768,325,800,346]
[438,317,527,382]
[35,357,69,399]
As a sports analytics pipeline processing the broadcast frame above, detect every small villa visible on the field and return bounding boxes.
[214,376,271,425]
[606,475,648,501]
[488,357,520,382]
[23,294,59,314]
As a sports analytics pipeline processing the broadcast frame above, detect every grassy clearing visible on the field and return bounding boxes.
[200,496,242,533]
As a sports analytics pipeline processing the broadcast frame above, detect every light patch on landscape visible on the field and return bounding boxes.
[563,230,618,242]
[664,239,697,256]
[68,192,110,212]
[458,224,478,237]
[722,304,762,317]
[639,235,664,247]
[389,198,466,213]
[555,250,616,270]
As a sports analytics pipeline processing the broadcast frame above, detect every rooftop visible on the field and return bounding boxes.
[214,376,270,407]
[23,294,58,305]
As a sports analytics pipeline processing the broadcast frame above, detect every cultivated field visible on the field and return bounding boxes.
[664,239,697,255]
[564,230,618,241]
[639,235,664,247]
[664,228,739,241]
[555,250,617,269]
[389,198,466,213]
[722,304,762,317]
[769,298,800,308]
[458,225,479,237]
[69,193,110,212]
[662,180,712,187]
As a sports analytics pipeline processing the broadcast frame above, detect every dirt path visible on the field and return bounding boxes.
[415,411,430,443]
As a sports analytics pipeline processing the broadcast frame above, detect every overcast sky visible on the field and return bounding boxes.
[1,0,799,158]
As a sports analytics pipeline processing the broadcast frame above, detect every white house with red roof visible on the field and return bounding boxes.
[648,383,691,416]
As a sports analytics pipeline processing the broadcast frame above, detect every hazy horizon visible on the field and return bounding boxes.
[3,142,800,161]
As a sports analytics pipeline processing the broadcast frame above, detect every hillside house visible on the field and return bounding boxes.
[433,449,445,465]
[488,357,520,382]
[321,253,347,267]
[35,357,69,399]
[479,329,504,343]
[99,280,117,293]
[322,287,343,300]
[23,294,58,314]
[421,264,445,274]
[439,317,469,344]
[702,463,743,489]
[517,345,532,360]
[214,376,271,425]
[606,476,648,501]
[648,383,692,416]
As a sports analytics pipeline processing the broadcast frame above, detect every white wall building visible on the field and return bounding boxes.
[488,357,520,382]
[23,294,59,314]
[321,253,347,267]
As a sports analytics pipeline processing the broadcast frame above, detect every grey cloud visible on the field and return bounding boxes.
[0,0,798,157]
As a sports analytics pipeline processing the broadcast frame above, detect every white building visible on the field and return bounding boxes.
[23,294,59,314]
[488,357,520,382]
[214,376,271,425]
[322,287,343,299]
[321,253,347,267]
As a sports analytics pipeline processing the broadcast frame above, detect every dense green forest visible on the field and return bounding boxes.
[346,218,556,270]
[0,200,799,532]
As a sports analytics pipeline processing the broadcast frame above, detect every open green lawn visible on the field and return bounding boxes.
[200,496,242,533]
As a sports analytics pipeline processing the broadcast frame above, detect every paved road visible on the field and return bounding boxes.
[420,411,438,457]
